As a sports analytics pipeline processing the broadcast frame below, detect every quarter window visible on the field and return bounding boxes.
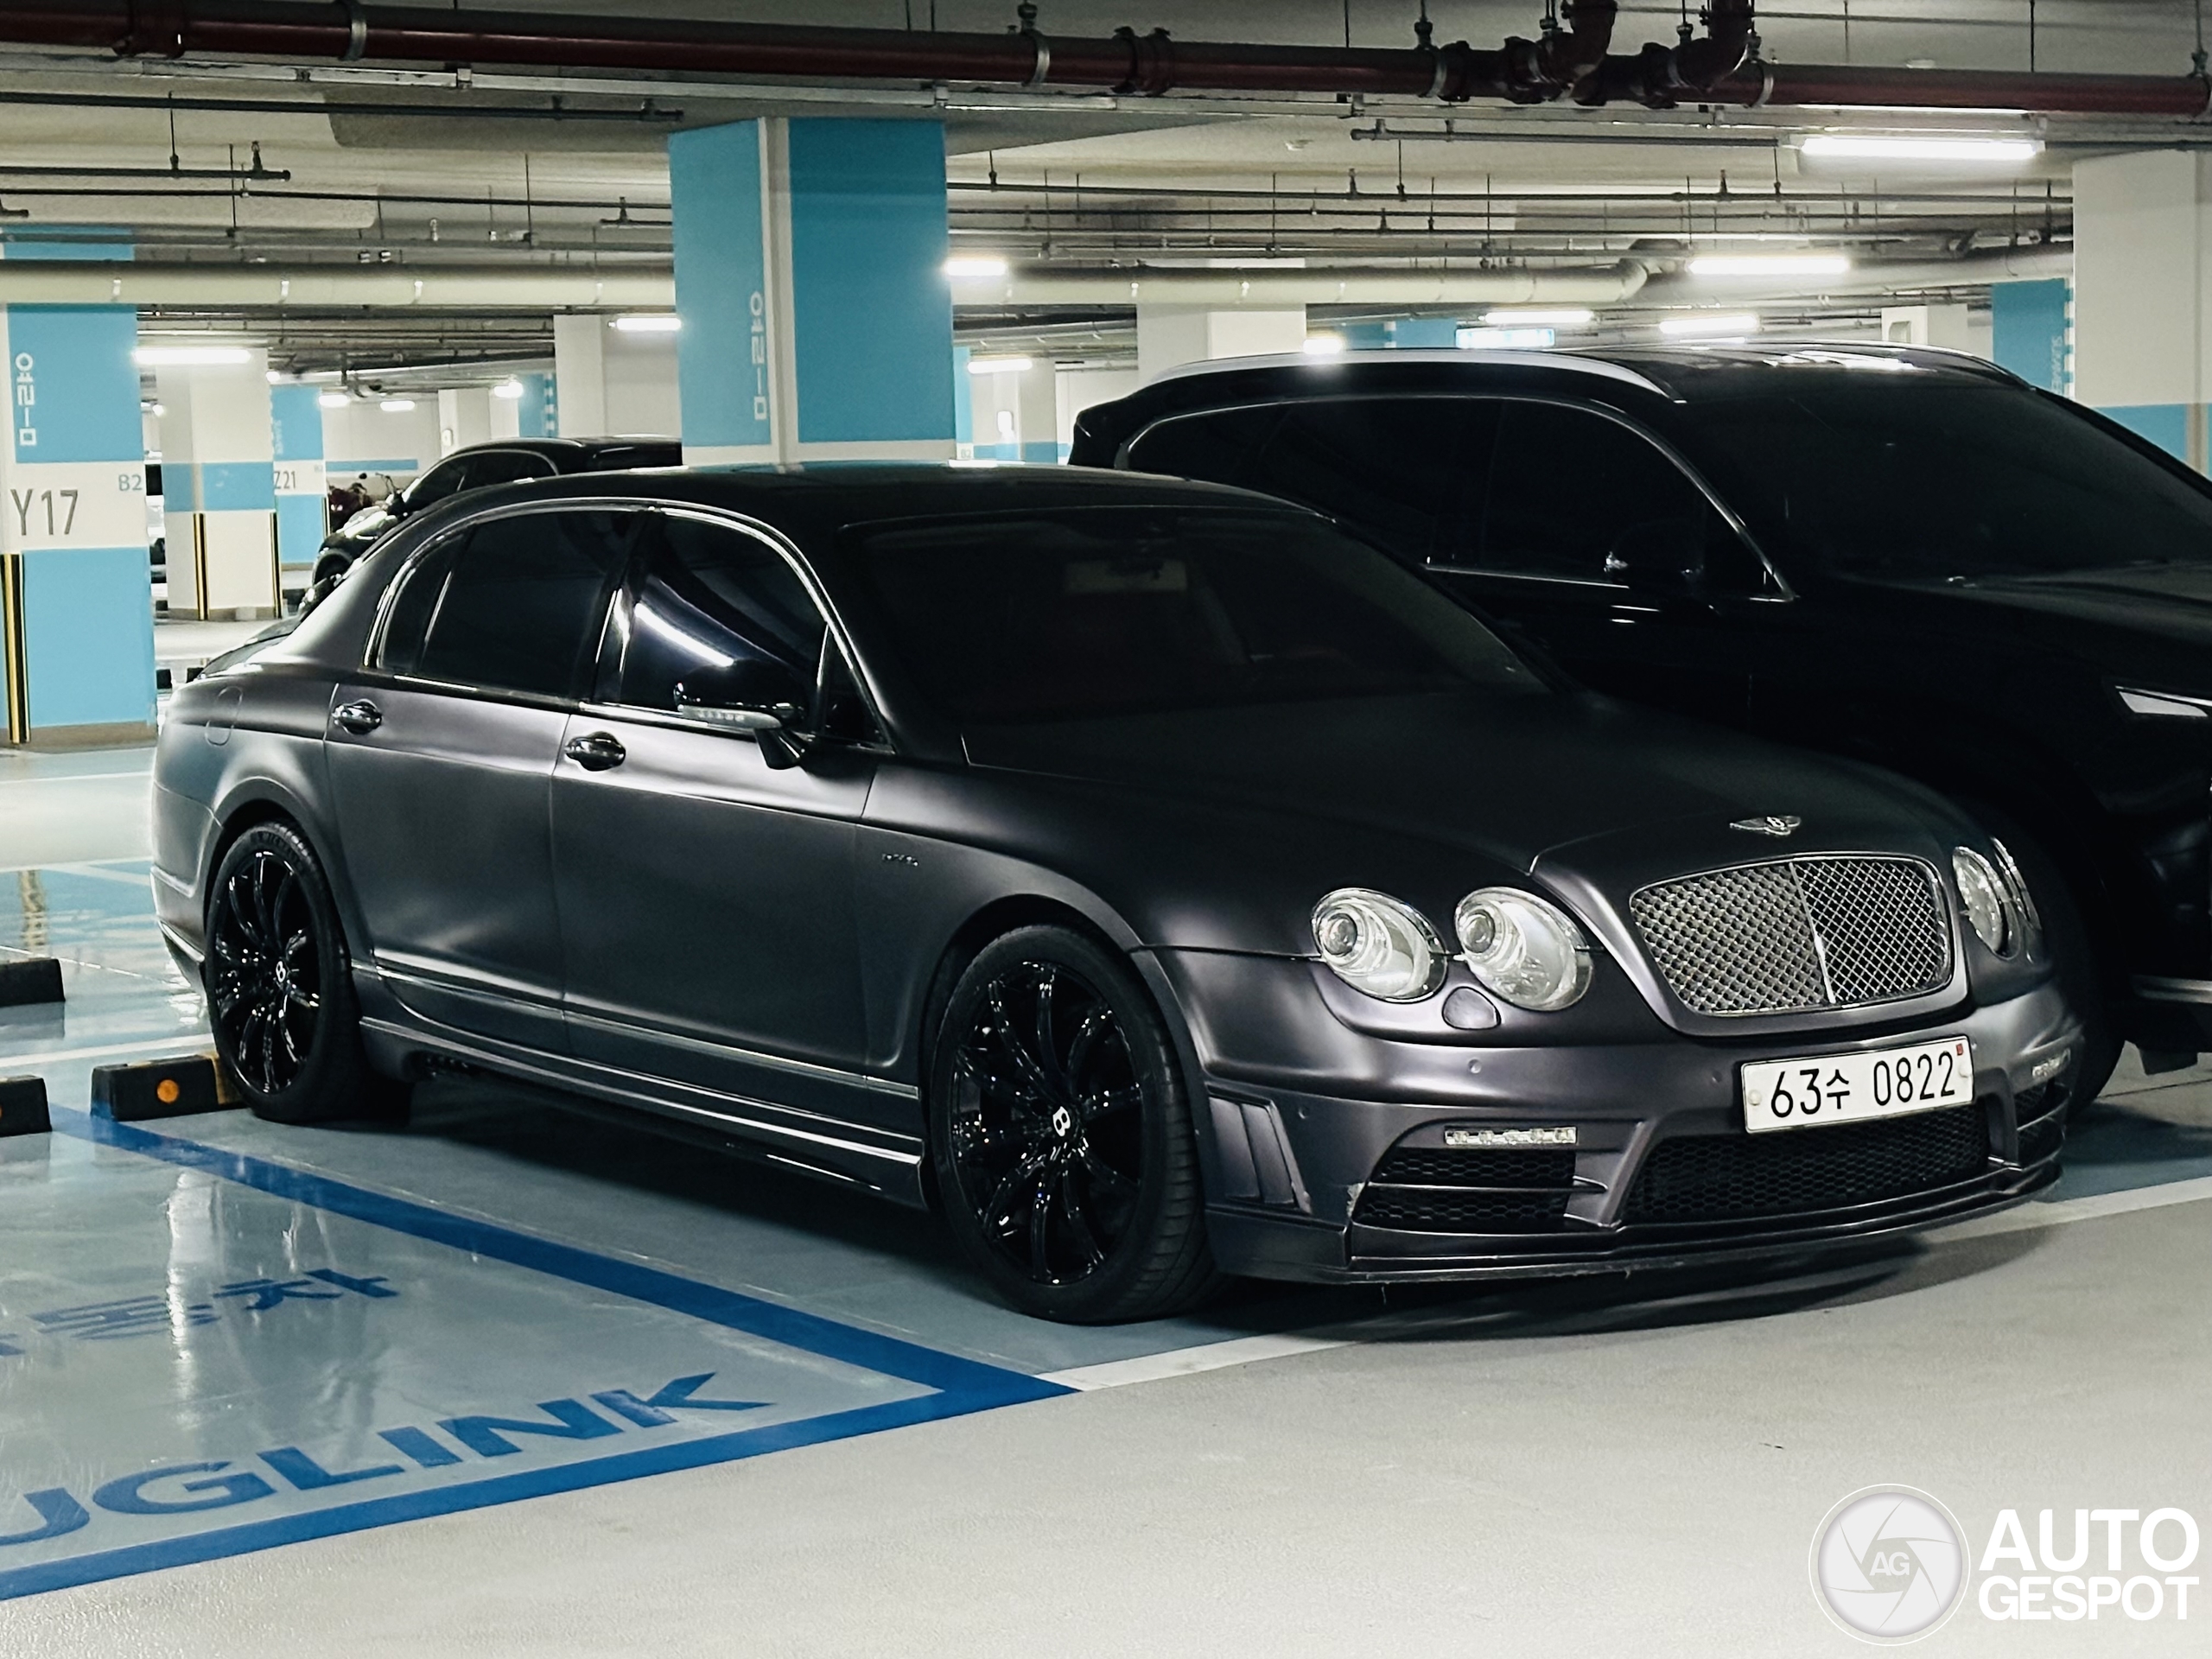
[466,450,557,489]
[613,515,830,723]
[399,510,632,698]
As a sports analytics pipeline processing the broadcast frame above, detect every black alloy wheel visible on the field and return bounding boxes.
[929,925,1219,1323]
[205,822,395,1124]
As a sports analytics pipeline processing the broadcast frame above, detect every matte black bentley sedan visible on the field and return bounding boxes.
[1076,345,2212,1103]
[155,467,2078,1321]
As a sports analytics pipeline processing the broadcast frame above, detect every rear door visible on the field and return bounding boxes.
[322,505,635,1051]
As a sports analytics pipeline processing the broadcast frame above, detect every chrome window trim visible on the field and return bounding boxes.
[2117,686,2212,720]
[1117,390,1793,601]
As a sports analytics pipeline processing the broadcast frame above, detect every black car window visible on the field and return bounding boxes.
[403,457,473,511]
[467,450,557,489]
[1243,398,1499,565]
[849,506,1542,723]
[1123,405,1281,487]
[408,510,633,699]
[1676,377,2212,582]
[613,514,831,722]
[1472,402,1718,582]
[372,537,459,676]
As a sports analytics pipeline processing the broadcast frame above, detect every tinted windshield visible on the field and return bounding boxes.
[1677,376,2212,581]
[849,506,1542,723]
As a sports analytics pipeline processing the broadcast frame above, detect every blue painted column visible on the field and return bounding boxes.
[671,118,955,465]
[1990,279,2072,396]
[270,383,325,599]
[0,233,155,747]
[512,372,558,439]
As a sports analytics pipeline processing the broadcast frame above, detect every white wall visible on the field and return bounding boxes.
[437,387,493,456]
[321,397,437,485]
[2073,149,2209,410]
[557,315,682,438]
[1135,305,1306,382]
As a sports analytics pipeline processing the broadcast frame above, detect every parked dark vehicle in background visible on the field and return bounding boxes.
[314,435,680,585]
[156,467,2079,1321]
[1077,344,2212,1103]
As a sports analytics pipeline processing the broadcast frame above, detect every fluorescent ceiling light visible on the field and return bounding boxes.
[1802,134,2041,164]
[491,378,524,400]
[1482,308,1592,328]
[134,344,251,366]
[379,398,417,413]
[1660,313,1762,338]
[966,355,1033,375]
[1302,334,1346,355]
[944,255,1009,278]
[316,391,350,410]
[1457,326,1556,351]
[1688,253,1851,276]
[611,314,682,334]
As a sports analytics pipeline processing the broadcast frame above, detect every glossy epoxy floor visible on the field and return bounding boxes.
[2,748,2209,1655]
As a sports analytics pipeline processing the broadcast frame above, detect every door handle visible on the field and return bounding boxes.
[563,731,626,772]
[332,698,383,735]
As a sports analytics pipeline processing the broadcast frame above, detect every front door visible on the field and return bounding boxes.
[322,505,634,1051]
[550,509,885,1126]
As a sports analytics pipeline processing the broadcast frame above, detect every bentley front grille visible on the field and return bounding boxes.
[1630,855,1952,1017]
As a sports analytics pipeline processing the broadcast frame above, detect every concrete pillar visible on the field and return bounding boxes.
[670,117,955,464]
[1878,304,1972,349]
[437,387,493,456]
[487,381,524,442]
[0,236,156,747]
[270,383,325,602]
[1991,279,2073,393]
[1135,305,1306,382]
[2074,150,2209,469]
[156,346,277,620]
[553,314,607,436]
[508,372,557,440]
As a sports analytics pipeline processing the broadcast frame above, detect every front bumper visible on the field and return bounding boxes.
[1158,954,2081,1286]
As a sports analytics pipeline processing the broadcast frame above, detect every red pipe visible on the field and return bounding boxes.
[0,2,2204,118]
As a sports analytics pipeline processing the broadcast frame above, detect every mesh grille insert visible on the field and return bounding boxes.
[1623,1103,1988,1225]
[1630,856,1951,1017]
[1370,1147,1578,1189]
[1354,1188,1571,1233]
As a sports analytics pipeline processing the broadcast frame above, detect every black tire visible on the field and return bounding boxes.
[310,552,351,588]
[204,822,398,1125]
[927,925,1221,1323]
[1969,809,2122,1111]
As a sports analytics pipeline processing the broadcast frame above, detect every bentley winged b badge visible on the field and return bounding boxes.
[1731,815,1804,837]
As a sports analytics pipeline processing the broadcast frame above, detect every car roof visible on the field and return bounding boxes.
[1142,341,2021,402]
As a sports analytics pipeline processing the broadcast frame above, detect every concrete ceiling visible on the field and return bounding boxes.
[0,1,2197,370]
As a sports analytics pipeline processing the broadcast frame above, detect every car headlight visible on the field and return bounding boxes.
[1952,847,2014,956]
[1987,837,2043,940]
[1311,888,1447,1002]
[1452,887,1593,1012]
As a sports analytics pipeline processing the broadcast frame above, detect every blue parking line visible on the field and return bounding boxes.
[3,1115,1069,1601]
[67,1113,1056,1400]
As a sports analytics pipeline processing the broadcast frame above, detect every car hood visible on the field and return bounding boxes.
[953,691,1964,955]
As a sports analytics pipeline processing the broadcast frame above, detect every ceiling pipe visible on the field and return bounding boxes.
[957,262,1652,308]
[0,2,2202,118]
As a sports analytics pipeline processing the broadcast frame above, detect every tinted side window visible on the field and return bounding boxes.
[1124,406,1281,486]
[412,511,632,698]
[374,539,458,676]
[1473,403,1709,581]
[1245,399,1498,563]
[614,515,828,719]
[467,450,557,488]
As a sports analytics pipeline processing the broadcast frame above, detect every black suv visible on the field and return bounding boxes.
[1076,344,2212,1101]
[316,435,680,584]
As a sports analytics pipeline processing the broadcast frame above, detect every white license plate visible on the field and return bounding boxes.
[1740,1037,1974,1135]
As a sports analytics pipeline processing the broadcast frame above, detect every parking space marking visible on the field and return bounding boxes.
[0,1116,1066,1601]
[1934,1173,2212,1240]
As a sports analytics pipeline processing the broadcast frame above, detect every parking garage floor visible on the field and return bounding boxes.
[3,747,2209,1655]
